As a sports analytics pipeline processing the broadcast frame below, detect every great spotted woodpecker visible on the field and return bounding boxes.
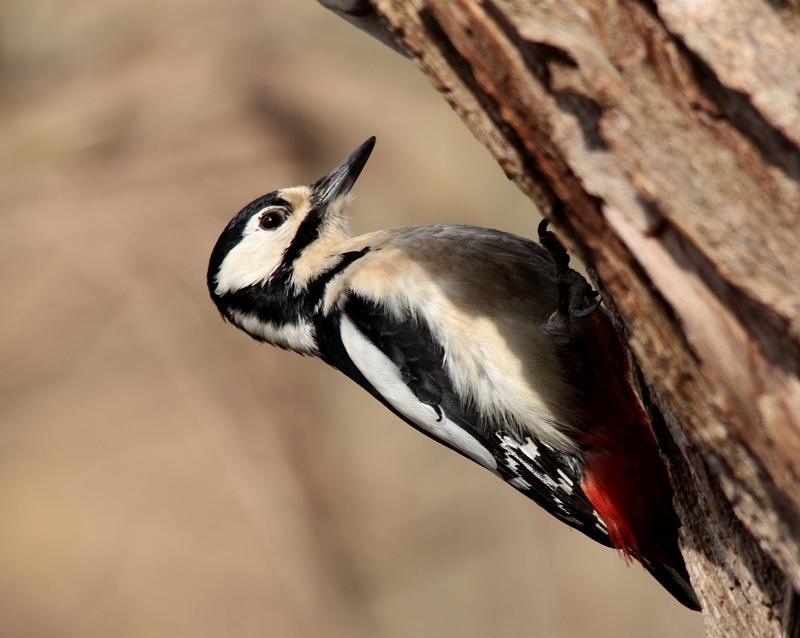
[207,137,701,610]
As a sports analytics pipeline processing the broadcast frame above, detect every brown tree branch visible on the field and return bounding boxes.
[318,1,800,635]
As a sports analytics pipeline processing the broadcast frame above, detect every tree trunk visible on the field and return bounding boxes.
[318,1,800,635]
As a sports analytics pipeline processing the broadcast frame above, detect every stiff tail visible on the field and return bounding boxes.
[539,220,700,610]
[643,558,701,611]
[581,431,701,611]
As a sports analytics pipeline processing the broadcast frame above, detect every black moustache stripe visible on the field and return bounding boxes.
[220,247,370,335]
[277,208,325,272]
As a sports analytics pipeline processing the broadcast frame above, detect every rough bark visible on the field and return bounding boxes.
[318,1,800,635]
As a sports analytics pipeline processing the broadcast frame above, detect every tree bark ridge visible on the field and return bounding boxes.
[318,1,800,635]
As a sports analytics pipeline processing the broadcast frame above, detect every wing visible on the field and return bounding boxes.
[313,294,612,548]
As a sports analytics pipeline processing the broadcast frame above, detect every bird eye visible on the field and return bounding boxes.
[259,209,287,230]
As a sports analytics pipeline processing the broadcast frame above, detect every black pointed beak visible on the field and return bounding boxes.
[312,137,376,207]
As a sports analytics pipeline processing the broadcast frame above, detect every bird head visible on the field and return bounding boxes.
[207,136,376,351]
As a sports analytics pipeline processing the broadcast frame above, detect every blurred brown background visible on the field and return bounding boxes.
[0,1,706,636]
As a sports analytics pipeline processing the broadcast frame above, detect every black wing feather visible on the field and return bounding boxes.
[314,294,612,549]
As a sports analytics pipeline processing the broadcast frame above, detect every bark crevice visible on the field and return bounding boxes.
[675,36,800,184]
[418,5,561,215]
[319,1,800,634]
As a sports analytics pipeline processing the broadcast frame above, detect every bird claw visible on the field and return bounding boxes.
[572,299,601,318]
[539,219,600,319]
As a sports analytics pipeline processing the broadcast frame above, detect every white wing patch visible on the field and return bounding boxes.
[499,435,559,492]
[508,477,532,490]
[594,511,609,533]
[556,468,574,495]
[520,438,540,460]
[335,234,581,454]
[339,314,497,472]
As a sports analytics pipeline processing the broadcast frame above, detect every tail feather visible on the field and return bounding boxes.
[643,558,701,611]
[538,221,701,611]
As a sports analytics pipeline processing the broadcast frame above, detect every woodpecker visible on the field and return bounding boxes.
[207,137,701,611]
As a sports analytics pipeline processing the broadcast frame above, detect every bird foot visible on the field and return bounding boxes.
[538,220,600,318]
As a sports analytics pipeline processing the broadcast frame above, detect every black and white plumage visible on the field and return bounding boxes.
[207,138,700,610]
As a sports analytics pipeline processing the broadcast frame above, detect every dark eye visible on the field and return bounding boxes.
[259,209,287,230]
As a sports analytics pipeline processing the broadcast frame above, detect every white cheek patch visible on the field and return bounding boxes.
[340,314,497,472]
[215,189,313,296]
[230,310,318,354]
[216,216,294,295]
